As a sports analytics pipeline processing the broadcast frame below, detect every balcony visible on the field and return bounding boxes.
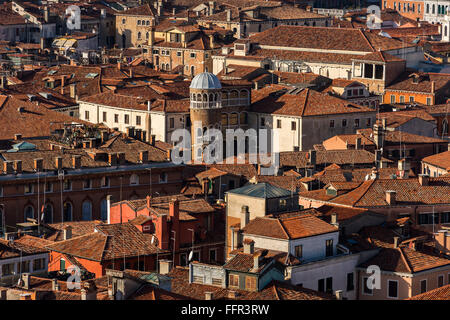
[190,101,221,109]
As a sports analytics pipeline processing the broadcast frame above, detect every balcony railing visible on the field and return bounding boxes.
[190,101,221,109]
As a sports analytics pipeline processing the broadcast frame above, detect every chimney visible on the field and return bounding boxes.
[55,157,63,170]
[240,205,249,229]
[169,199,180,222]
[385,190,396,205]
[146,195,151,209]
[172,7,176,15]
[40,37,45,50]
[331,212,338,225]
[63,226,72,240]
[70,83,77,99]
[375,150,382,167]
[3,161,13,174]
[435,230,448,253]
[418,174,429,186]
[355,137,361,150]
[205,292,213,300]
[106,195,112,224]
[243,239,254,254]
[129,68,133,78]
[209,35,214,49]
[44,6,49,23]
[14,133,22,141]
[431,81,435,94]
[72,155,81,169]
[157,3,162,16]
[228,291,238,299]
[166,149,171,161]
[117,152,126,165]
[14,160,22,174]
[117,61,121,70]
[22,273,31,290]
[393,236,400,248]
[335,290,343,300]
[148,29,154,46]
[252,252,260,271]
[52,279,60,291]
[139,150,149,163]
[226,9,232,22]
[159,259,173,275]
[373,125,384,149]
[101,9,106,19]
[34,158,44,172]
[150,134,156,146]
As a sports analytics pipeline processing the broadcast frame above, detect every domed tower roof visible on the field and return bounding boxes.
[190,72,222,90]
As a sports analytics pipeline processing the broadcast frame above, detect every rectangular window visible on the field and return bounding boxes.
[177,51,182,57]
[318,278,325,292]
[420,279,427,294]
[101,176,110,188]
[159,173,168,183]
[441,212,450,224]
[136,116,141,126]
[180,253,188,266]
[438,275,444,287]
[409,96,414,102]
[295,245,303,258]
[260,117,265,127]
[24,183,34,194]
[330,120,335,128]
[342,119,347,127]
[85,111,89,120]
[63,180,71,191]
[366,118,371,127]
[390,95,395,103]
[359,88,364,96]
[45,182,53,193]
[190,53,196,58]
[354,119,360,127]
[209,249,216,262]
[114,114,119,123]
[291,121,296,131]
[326,277,333,293]
[229,274,239,288]
[33,258,45,271]
[347,272,354,291]
[277,119,281,128]
[246,276,257,291]
[83,179,92,189]
[192,251,200,262]
[60,259,66,271]
[325,239,333,257]
[388,280,398,298]
[399,96,405,103]
[426,97,432,105]
[103,112,107,122]
[169,117,174,129]
[2,263,14,275]
[124,114,129,124]
[363,277,373,295]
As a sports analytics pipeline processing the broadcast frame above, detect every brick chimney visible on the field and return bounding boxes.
[431,81,435,94]
[72,155,81,169]
[385,190,396,205]
[418,174,429,186]
[34,158,44,172]
[14,133,22,141]
[169,199,180,222]
[150,135,156,146]
[435,230,449,253]
[355,137,361,150]
[243,239,254,254]
[240,205,249,229]
[70,83,77,99]
[63,226,72,240]
[108,153,117,166]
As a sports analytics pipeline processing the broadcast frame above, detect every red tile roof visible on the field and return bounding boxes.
[408,284,450,300]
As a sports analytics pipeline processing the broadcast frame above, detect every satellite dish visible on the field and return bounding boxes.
[188,250,193,261]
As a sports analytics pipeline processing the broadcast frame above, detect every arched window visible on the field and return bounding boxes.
[203,93,208,101]
[64,202,73,222]
[191,66,195,76]
[101,199,108,221]
[82,200,92,221]
[137,20,141,25]
[146,20,150,26]
[229,113,238,125]
[240,90,249,101]
[197,93,202,101]
[24,205,34,221]
[146,32,149,39]
[130,173,139,185]
[443,119,449,135]
[137,32,141,39]
[209,93,214,102]
[43,203,53,224]
[221,113,228,126]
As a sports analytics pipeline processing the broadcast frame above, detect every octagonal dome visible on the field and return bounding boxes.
[190,72,222,90]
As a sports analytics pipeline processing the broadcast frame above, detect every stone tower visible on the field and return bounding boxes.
[189,72,222,162]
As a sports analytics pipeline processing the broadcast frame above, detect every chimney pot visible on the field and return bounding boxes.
[63,226,72,240]
[240,205,249,229]
[243,239,254,254]
[393,236,400,248]
[386,190,396,205]
[418,174,429,186]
